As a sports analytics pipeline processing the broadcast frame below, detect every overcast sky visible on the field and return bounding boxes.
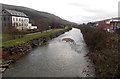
[0,0,120,24]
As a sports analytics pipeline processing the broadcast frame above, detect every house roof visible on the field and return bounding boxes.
[4,9,28,17]
[110,21,120,24]
[93,17,120,23]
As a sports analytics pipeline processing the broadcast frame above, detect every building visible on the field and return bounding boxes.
[97,21,110,29]
[0,9,30,31]
[110,18,120,30]
[27,23,37,30]
[93,18,120,31]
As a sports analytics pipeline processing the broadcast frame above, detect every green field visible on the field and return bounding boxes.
[0,59,2,63]
[2,29,64,47]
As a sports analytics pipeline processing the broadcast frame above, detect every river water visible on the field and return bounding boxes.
[3,28,95,77]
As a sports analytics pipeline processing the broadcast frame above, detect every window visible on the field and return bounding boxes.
[16,18,18,21]
[22,23,23,26]
[16,23,18,26]
[13,18,15,21]
[4,17,6,21]
[8,17,9,21]
[19,23,21,26]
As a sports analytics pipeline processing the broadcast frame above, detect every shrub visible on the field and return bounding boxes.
[78,26,120,77]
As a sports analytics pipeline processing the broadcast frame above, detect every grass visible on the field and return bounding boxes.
[76,26,120,77]
[2,34,23,42]
[2,34,10,41]
[2,29,64,47]
[0,59,2,63]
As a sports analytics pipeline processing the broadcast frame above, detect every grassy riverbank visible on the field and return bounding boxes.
[2,29,64,47]
[76,26,120,77]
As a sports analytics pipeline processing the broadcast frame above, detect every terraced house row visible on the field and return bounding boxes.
[0,9,37,31]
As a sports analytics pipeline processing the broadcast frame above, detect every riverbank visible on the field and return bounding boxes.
[75,26,120,78]
[0,28,72,73]
[2,29,64,47]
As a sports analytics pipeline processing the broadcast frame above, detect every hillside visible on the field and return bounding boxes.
[1,4,75,30]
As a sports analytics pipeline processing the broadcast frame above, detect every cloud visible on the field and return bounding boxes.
[0,0,119,24]
[118,1,120,17]
[76,11,117,24]
[83,8,105,13]
[68,2,86,7]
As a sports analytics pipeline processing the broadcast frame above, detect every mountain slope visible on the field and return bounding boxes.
[2,4,75,30]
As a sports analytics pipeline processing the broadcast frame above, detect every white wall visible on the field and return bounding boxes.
[12,16,29,30]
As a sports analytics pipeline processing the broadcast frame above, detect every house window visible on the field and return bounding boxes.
[16,18,18,21]
[4,17,6,21]
[16,23,18,26]
[19,23,21,26]
[8,17,9,21]
[13,18,14,21]
[22,23,23,26]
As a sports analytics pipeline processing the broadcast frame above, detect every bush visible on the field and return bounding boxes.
[78,26,120,77]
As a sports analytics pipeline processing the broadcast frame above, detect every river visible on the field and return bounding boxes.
[3,28,95,77]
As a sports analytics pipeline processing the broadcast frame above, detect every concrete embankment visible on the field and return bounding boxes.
[0,28,72,72]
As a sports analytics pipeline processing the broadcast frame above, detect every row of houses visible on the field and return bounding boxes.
[89,18,120,32]
[0,9,37,31]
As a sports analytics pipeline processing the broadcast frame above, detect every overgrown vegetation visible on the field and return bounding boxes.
[76,26,120,77]
[2,29,64,47]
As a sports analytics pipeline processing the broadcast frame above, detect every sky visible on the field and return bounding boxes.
[0,0,120,24]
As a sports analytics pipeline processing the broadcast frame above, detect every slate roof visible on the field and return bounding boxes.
[4,9,28,17]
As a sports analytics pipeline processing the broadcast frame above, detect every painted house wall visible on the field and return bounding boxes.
[12,16,29,30]
[1,9,30,31]
[1,16,12,27]
[1,10,12,27]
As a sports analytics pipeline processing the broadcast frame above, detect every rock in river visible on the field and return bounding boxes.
[62,38,75,43]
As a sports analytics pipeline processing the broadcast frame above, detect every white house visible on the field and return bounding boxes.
[0,9,31,31]
[27,23,37,30]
